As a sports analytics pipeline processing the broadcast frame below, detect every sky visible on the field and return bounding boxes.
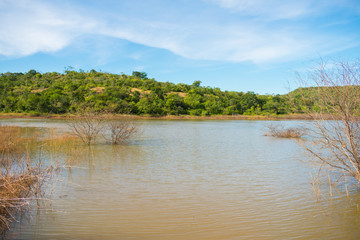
[0,0,360,94]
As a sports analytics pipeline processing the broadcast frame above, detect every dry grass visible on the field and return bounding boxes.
[130,88,151,95]
[0,162,53,235]
[41,128,81,150]
[90,87,105,94]
[0,125,23,155]
[40,128,85,166]
[0,125,41,157]
[30,88,48,93]
[265,124,306,138]
[0,124,55,236]
[166,92,187,98]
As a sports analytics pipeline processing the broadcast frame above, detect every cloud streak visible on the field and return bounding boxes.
[205,0,351,20]
[0,0,358,64]
[0,0,97,56]
[206,0,312,19]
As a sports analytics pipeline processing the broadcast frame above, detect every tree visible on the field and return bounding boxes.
[238,92,259,114]
[165,93,187,115]
[103,119,138,144]
[192,80,201,88]
[132,71,148,79]
[299,60,360,182]
[67,111,105,145]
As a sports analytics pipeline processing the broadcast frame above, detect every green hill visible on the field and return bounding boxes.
[0,69,292,116]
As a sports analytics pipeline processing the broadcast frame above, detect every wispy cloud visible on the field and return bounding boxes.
[205,0,312,19]
[0,0,97,56]
[205,0,350,20]
[0,0,358,65]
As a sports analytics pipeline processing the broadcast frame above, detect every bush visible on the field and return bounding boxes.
[0,125,54,236]
[67,111,139,145]
[67,112,105,145]
[298,60,360,183]
[265,124,305,138]
[103,120,138,145]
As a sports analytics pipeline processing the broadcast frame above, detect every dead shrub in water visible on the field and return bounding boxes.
[297,60,360,184]
[103,120,138,145]
[0,161,53,235]
[265,124,306,138]
[67,111,139,145]
[67,112,105,145]
[0,124,54,237]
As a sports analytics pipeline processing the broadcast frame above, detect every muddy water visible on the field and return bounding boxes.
[2,119,360,239]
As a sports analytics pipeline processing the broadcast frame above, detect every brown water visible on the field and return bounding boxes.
[2,119,360,239]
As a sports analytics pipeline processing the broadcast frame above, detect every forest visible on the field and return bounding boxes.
[0,69,309,116]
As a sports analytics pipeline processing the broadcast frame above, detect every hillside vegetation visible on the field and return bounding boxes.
[0,69,305,116]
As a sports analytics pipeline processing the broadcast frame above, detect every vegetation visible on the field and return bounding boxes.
[103,119,138,145]
[265,124,306,138]
[298,60,360,183]
[67,111,138,145]
[0,69,293,116]
[67,112,105,145]
[0,125,54,236]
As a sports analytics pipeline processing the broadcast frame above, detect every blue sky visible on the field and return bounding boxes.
[0,0,359,94]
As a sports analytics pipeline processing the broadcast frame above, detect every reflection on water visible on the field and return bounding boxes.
[1,119,360,239]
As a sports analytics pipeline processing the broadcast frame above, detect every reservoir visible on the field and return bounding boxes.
[2,119,360,239]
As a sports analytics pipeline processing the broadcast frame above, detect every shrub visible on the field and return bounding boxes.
[67,111,139,145]
[298,60,360,183]
[0,125,54,236]
[265,124,305,138]
[67,112,105,145]
[103,120,138,145]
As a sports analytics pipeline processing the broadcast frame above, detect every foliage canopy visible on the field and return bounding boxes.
[0,69,315,116]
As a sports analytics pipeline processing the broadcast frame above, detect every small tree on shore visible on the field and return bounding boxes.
[299,60,360,182]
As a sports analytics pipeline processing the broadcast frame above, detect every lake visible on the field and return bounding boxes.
[1,119,360,239]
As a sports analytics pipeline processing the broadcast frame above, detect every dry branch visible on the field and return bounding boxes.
[67,111,105,145]
[299,60,360,183]
[103,120,138,144]
[265,124,306,138]
[0,125,54,236]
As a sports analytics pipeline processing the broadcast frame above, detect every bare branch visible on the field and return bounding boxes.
[66,110,105,145]
[299,60,360,182]
[103,119,139,145]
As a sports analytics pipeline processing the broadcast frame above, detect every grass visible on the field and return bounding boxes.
[0,125,23,155]
[40,128,85,166]
[0,162,53,235]
[0,124,55,236]
[0,125,42,157]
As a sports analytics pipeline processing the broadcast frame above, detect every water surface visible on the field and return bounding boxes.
[2,119,360,239]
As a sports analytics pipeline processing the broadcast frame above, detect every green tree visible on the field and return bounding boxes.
[132,71,148,79]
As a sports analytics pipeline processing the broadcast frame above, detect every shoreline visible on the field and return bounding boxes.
[0,113,313,121]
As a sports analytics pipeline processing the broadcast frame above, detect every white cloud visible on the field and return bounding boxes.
[205,0,312,19]
[0,0,97,56]
[205,0,348,20]
[0,0,358,65]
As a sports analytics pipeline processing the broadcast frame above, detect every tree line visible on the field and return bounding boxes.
[0,69,310,116]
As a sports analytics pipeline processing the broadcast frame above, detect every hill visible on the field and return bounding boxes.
[0,69,291,116]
